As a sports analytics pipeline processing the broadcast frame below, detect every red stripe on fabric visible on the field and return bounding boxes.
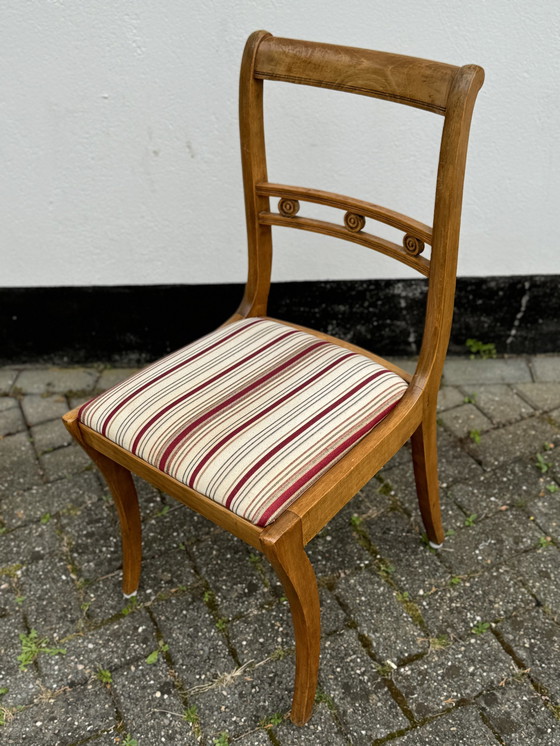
[224,369,390,511]
[154,329,306,468]
[256,398,401,526]
[186,350,356,489]
[98,318,263,437]
[77,397,95,423]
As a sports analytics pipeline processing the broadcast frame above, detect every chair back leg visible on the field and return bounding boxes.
[260,510,321,725]
[411,406,445,547]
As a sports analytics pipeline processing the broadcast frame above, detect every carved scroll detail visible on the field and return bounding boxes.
[403,234,425,256]
[344,212,365,232]
[278,198,300,217]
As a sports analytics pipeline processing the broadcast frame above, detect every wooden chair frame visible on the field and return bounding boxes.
[63,31,484,725]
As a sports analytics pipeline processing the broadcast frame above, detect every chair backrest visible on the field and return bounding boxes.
[237,31,484,396]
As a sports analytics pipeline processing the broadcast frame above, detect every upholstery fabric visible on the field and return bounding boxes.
[79,318,408,526]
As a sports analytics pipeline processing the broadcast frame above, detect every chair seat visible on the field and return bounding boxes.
[79,318,408,526]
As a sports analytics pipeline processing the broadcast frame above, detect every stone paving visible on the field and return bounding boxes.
[0,356,559,745]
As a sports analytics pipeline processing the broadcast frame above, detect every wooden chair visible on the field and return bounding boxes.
[63,31,484,725]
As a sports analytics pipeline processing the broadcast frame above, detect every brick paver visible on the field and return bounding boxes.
[0,358,559,744]
[530,355,560,383]
[443,357,533,384]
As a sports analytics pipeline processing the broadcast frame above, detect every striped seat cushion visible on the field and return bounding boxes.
[79,318,408,526]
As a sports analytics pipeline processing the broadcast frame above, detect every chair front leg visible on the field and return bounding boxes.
[260,510,321,725]
[410,403,445,547]
[62,410,142,596]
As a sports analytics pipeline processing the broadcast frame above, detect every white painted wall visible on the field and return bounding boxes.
[2,1,559,287]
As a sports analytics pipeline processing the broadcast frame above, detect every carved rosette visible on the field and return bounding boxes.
[344,212,366,232]
[278,198,300,217]
[403,234,425,256]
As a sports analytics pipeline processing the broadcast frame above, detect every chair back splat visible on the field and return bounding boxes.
[63,31,484,727]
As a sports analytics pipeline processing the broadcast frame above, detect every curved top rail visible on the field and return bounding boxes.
[256,182,432,244]
[254,35,459,114]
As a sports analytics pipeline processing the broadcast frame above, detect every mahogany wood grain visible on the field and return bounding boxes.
[62,32,484,725]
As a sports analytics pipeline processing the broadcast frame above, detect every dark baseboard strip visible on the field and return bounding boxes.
[1,276,558,365]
